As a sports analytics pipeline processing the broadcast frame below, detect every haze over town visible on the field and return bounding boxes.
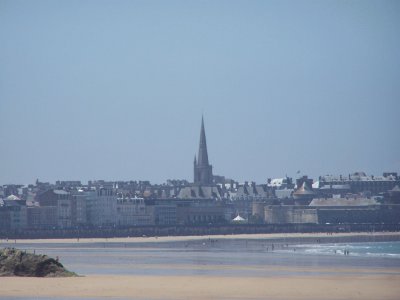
[1,0,399,185]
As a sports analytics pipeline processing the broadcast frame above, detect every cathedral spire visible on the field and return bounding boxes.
[194,116,213,185]
[197,115,209,166]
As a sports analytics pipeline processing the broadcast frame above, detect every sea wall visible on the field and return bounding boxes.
[264,206,318,224]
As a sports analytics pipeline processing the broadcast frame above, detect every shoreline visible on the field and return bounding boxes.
[1,231,400,244]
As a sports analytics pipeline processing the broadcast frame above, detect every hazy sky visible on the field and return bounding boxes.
[1,0,399,185]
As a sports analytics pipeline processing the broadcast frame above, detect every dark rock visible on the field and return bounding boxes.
[0,248,77,277]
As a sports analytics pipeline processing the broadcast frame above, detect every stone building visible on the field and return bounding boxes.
[86,188,117,227]
[318,172,400,195]
[36,189,78,229]
[0,196,27,229]
[116,196,153,226]
[27,206,57,229]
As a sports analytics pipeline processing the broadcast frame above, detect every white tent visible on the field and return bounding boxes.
[6,194,21,201]
[232,215,245,222]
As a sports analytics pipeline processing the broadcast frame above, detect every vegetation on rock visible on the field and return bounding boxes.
[0,248,77,277]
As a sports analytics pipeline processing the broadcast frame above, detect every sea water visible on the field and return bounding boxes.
[291,241,400,258]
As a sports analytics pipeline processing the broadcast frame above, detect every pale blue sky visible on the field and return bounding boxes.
[1,0,399,185]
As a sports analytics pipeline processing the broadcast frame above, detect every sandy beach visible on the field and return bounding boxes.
[2,231,400,244]
[1,273,399,300]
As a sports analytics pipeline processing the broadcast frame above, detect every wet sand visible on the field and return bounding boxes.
[1,273,399,300]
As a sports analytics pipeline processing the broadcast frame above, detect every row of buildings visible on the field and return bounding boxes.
[1,118,400,230]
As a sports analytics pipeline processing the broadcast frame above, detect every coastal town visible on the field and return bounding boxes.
[1,118,400,235]
[1,1,399,300]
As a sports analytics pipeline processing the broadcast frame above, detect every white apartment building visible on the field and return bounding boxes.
[116,197,153,226]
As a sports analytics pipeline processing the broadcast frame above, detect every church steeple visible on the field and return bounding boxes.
[197,116,209,166]
[194,116,213,185]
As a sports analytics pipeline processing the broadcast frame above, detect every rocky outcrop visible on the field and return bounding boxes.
[0,248,77,277]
